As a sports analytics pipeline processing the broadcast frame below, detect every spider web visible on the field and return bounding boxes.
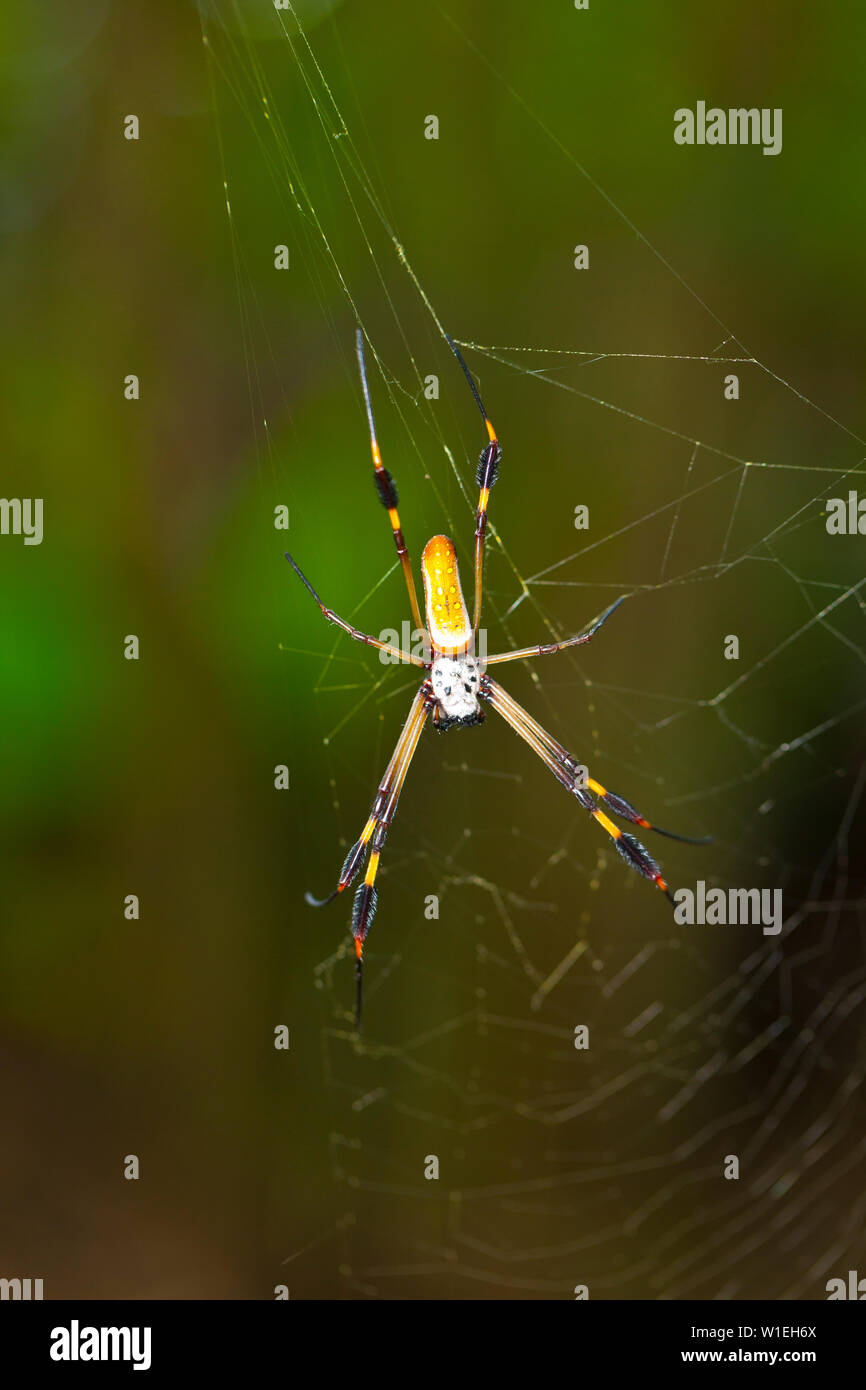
[200,0,866,1299]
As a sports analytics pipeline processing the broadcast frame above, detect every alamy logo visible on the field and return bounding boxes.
[377,623,489,665]
[825,490,866,534]
[673,881,783,935]
[674,102,782,156]
[826,1270,866,1299]
[0,497,43,545]
[50,1320,152,1371]
[0,1277,43,1299]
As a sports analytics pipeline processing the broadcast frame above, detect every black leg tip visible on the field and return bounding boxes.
[305,888,338,908]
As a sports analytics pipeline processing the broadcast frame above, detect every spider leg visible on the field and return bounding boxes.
[445,336,501,639]
[485,595,627,666]
[305,683,432,1026]
[483,677,709,846]
[285,551,428,668]
[582,780,712,845]
[480,677,708,902]
[355,330,426,636]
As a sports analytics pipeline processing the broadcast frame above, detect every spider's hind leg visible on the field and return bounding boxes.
[304,820,377,909]
[305,683,432,1027]
[480,676,708,904]
[586,780,712,846]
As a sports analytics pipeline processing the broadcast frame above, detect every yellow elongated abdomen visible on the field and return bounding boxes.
[422,535,472,655]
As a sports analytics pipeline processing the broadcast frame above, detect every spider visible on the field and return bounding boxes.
[286,331,708,1025]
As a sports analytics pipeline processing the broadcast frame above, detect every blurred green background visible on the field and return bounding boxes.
[1,0,864,1298]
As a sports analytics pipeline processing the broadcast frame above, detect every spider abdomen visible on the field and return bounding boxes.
[421,535,472,654]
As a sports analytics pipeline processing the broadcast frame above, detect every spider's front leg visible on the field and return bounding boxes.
[444,336,501,639]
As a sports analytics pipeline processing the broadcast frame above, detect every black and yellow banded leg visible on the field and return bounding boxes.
[445,336,502,637]
[355,330,426,636]
[472,420,501,638]
[584,778,711,845]
[480,677,706,903]
[483,677,708,847]
[305,686,430,910]
[306,682,431,1026]
[350,823,387,968]
[349,698,429,1026]
[304,805,380,912]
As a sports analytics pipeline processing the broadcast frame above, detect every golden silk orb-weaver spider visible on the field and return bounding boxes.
[286,331,709,1026]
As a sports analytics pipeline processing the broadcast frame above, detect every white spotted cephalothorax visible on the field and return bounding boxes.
[289,329,709,1027]
[430,651,482,729]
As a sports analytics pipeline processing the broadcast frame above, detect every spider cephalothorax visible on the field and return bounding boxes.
[288,330,709,1026]
[429,632,483,732]
[431,654,483,721]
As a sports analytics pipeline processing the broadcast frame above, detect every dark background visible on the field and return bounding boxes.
[1,0,864,1298]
